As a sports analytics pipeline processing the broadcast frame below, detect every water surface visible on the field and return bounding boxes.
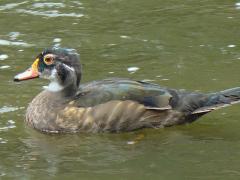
[1,0,240,179]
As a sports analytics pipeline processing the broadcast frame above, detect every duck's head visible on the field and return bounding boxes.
[14,47,81,94]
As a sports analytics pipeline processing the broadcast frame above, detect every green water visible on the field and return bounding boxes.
[1,0,240,179]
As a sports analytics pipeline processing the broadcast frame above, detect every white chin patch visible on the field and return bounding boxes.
[43,68,64,92]
[43,81,63,92]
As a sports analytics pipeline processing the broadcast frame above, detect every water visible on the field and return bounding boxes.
[1,0,240,179]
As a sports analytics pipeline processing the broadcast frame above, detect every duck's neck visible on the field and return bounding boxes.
[44,73,79,98]
[60,83,78,97]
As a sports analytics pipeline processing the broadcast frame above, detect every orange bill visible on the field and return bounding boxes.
[14,58,40,82]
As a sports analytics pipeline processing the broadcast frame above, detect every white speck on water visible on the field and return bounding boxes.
[237,57,240,60]
[53,38,61,43]
[0,65,10,69]
[127,67,139,73]
[72,22,78,25]
[212,78,217,81]
[228,16,233,19]
[108,72,114,74]
[156,75,162,78]
[236,2,240,9]
[141,79,155,82]
[18,49,24,52]
[227,44,236,48]
[120,35,130,39]
[0,172,6,177]
[161,78,169,81]
[0,54,8,60]
[200,44,205,47]
[7,120,15,124]
[127,141,136,145]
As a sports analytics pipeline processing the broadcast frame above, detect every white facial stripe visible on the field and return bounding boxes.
[63,64,75,72]
[43,81,63,92]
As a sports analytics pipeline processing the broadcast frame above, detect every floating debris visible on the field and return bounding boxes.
[0,54,8,60]
[120,35,130,39]
[127,141,135,145]
[53,38,62,43]
[108,72,114,74]
[227,44,236,48]
[127,67,139,73]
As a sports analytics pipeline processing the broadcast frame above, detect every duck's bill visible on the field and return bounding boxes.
[14,58,40,82]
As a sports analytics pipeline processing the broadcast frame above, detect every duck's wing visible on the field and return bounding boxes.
[73,78,173,110]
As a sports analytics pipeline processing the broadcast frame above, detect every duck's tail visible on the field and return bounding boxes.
[176,87,240,124]
[191,87,240,115]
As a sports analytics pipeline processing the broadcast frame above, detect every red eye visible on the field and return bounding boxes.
[44,55,54,65]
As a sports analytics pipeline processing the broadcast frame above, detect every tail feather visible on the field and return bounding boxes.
[192,87,240,114]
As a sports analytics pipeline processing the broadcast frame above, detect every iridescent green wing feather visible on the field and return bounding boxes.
[74,78,173,109]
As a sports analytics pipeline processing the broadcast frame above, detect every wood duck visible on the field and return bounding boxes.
[14,47,240,133]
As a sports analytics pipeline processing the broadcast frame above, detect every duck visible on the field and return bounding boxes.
[14,47,240,133]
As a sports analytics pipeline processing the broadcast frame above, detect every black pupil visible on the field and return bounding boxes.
[45,57,51,62]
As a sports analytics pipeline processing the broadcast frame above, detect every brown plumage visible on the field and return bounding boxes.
[14,48,240,133]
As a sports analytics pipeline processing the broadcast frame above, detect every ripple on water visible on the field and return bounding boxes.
[0,120,16,131]
[0,39,32,47]
[0,138,7,144]
[32,3,65,8]
[0,106,21,114]
[0,2,28,11]
[0,1,84,18]
[8,32,20,41]
[17,9,84,18]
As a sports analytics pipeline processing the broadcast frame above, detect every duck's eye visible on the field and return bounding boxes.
[43,55,54,65]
